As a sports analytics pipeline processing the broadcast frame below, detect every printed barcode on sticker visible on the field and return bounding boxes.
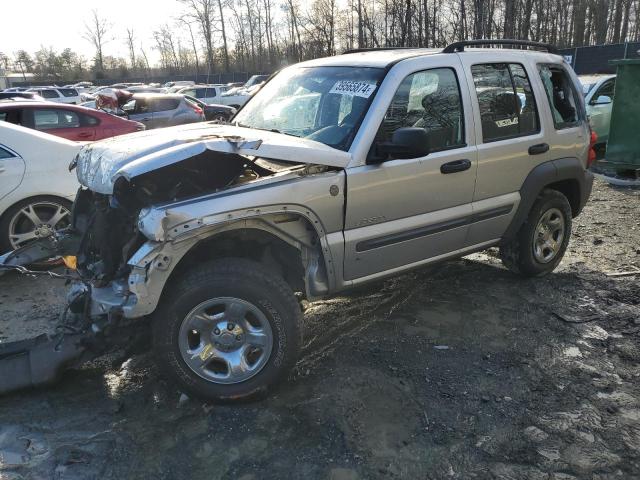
[329,81,377,98]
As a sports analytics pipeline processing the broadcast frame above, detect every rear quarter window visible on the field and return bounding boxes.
[59,88,78,97]
[0,146,16,159]
[538,64,584,129]
[80,113,100,126]
[40,90,60,99]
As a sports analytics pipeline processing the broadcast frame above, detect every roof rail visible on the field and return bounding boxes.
[442,39,559,55]
[342,47,419,54]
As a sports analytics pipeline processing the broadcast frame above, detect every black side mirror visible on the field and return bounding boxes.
[377,127,430,160]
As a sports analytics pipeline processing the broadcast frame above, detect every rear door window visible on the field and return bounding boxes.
[538,65,583,129]
[205,88,218,97]
[151,98,180,112]
[34,109,80,130]
[471,63,540,142]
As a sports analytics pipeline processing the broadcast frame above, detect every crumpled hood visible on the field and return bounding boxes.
[74,122,351,194]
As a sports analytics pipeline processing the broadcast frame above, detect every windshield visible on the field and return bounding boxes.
[582,83,596,96]
[233,66,385,151]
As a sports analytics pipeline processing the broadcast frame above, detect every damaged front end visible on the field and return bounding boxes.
[0,124,346,396]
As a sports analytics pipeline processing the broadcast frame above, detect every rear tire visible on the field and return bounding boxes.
[499,189,572,277]
[152,258,302,402]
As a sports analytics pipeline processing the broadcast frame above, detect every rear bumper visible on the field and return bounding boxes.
[578,169,595,216]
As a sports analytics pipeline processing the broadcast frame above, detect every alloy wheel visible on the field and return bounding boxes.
[8,201,71,250]
[178,297,274,385]
[532,207,565,264]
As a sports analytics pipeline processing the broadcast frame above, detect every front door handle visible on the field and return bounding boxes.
[528,143,550,155]
[440,159,471,174]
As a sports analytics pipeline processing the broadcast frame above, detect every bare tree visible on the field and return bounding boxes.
[83,9,110,71]
[180,0,216,74]
[181,16,201,78]
[125,28,136,70]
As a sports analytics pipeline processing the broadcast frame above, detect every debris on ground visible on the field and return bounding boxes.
[0,179,639,479]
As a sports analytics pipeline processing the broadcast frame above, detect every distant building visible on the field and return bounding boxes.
[0,71,37,89]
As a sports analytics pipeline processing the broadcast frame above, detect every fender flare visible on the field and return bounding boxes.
[501,157,593,242]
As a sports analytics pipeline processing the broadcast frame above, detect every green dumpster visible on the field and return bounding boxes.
[599,58,640,179]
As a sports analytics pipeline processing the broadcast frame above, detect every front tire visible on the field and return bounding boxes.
[499,189,572,277]
[0,196,72,255]
[152,258,302,401]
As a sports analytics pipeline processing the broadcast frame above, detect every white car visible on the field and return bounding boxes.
[580,74,616,148]
[176,84,229,104]
[0,122,80,253]
[27,87,81,104]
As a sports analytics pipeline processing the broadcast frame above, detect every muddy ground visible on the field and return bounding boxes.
[0,179,639,480]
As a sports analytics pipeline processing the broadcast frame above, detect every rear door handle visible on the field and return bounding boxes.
[528,143,550,155]
[440,159,471,174]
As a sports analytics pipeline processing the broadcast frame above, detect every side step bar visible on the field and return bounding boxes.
[0,333,88,395]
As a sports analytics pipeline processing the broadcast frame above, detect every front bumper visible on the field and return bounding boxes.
[83,236,202,319]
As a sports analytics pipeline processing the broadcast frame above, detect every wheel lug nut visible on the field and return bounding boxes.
[214,328,220,335]
[227,323,234,330]
[236,335,242,341]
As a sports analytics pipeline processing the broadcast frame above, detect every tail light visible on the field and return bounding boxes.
[189,103,204,116]
[136,123,146,131]
[587,128,597,168]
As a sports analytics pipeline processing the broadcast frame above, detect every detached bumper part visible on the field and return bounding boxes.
[0,230,81,273]
[0,333,87,395]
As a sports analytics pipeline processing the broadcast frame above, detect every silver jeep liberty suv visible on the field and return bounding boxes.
[1,40,594,401]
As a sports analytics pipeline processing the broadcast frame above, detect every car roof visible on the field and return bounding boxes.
[0,101,104,113]
[133,93,184,99]
[578,74,616,84]
[297,47,563,68]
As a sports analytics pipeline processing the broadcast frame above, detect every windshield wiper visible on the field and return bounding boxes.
[236,124,299,138]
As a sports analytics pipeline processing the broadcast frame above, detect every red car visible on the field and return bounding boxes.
[0,101,144,141]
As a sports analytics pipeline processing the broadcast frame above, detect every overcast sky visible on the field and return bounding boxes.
[1,0,185,64]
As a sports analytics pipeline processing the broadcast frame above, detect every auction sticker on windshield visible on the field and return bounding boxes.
[329,80,377,98]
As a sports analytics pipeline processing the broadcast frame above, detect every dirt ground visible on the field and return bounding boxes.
[0,178,639,480]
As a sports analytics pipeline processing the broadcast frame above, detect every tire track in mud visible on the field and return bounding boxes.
[296,265,446,372]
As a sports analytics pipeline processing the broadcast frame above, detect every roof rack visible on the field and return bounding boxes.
[442,39,559,55]
[342,47,419,54]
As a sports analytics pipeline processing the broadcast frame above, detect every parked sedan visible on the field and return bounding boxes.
[0,122,80,253]
[0,102,145,141]
[122,93,205,129]
[183,95,236,122]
